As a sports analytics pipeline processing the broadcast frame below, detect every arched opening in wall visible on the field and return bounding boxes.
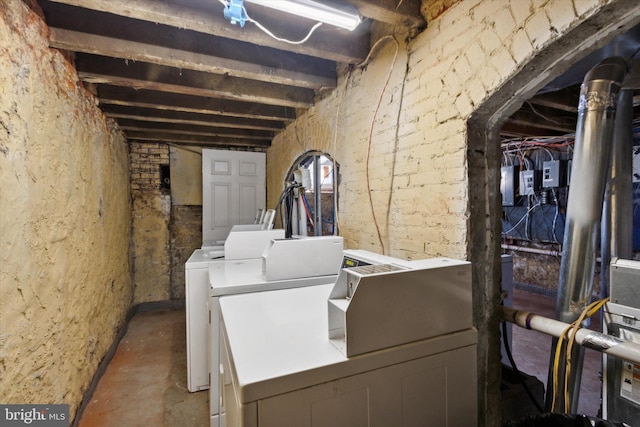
[281,151,339,237]
[467,3,640,426]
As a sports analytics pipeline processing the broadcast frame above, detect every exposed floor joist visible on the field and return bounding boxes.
[40,0,426,147]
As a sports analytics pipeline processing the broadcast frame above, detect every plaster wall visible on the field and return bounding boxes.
[167,146,203,298]
[0,0,132,420]
[267,0,636,425]
[170,145,202,206]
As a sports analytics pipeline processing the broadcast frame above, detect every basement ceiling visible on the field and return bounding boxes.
[502,24,640,143]
[34,1,640,149]
[35,0,425,149]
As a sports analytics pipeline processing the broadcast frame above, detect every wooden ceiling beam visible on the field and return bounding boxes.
[346,0,425,29]
[40,1,334,79]
[528,90,579,113]
[95,85,296,121]
[501,120,571,138]
[126,132,271,147]
[50,29,335,90]
[116,119,274,139]
[76,54,314,108]
[101,105,285,131]
[508,109,576,134]
[44,0,370,63]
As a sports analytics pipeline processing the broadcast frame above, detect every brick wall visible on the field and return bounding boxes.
[270,0,633,258]
[129,142,170,192]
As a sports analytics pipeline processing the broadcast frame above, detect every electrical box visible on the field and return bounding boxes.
[519,170,536,196]
[501,166,516,206]
[542,160,562,188]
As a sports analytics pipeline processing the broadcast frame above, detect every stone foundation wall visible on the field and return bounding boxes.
[0,1,132,420]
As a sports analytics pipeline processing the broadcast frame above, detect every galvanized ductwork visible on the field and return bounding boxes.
[600,88,635,299]
[548,57,629,412]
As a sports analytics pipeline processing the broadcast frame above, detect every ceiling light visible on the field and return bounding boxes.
[245,0,361,31]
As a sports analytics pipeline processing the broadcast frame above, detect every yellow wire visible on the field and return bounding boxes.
[563,297,609,412]
[550,297,610,413]
[552,323,573,412]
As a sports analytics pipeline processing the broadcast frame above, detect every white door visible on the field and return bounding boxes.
[202,149,266,245]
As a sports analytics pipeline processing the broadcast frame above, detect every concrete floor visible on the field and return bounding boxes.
[78,309,208,427]
[77,290,603,426]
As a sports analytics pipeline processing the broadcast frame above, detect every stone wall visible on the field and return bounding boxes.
[0,1,132,420]
[267,0,638,425]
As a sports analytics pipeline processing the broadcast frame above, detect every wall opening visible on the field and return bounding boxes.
[467,3,640,425]
[282,151,339,237]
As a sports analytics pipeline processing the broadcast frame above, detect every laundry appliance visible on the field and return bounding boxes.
[185,228,284,392]
[603,258,640,423]
[218,255,478,427]
[207,236,346,425]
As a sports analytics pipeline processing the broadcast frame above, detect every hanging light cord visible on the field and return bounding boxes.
[219,0,324,45]
[250,18,323,45]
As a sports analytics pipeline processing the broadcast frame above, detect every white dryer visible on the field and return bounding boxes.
[185,229,284,392]
[217,255,478,427]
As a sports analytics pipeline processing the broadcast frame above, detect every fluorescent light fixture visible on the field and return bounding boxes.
[245,0,361,31]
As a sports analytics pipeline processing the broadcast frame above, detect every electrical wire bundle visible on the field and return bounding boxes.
[550,297,610,413]
[274,183,300,238]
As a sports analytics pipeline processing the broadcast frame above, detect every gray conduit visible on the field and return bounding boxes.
[501,244,562,257]
[504,306,640,365]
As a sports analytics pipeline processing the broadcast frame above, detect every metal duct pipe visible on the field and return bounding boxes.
[548,57,629,413]
[600,89,635,299]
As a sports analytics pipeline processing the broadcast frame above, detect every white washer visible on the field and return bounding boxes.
[218,284,478,427]
[185,229,284,392]
[185,248,225,392]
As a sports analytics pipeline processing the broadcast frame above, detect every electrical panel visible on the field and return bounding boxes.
[519,170,536,196]
[501,141,576,244]
[542,160,562,188]
[501,166,516,206]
